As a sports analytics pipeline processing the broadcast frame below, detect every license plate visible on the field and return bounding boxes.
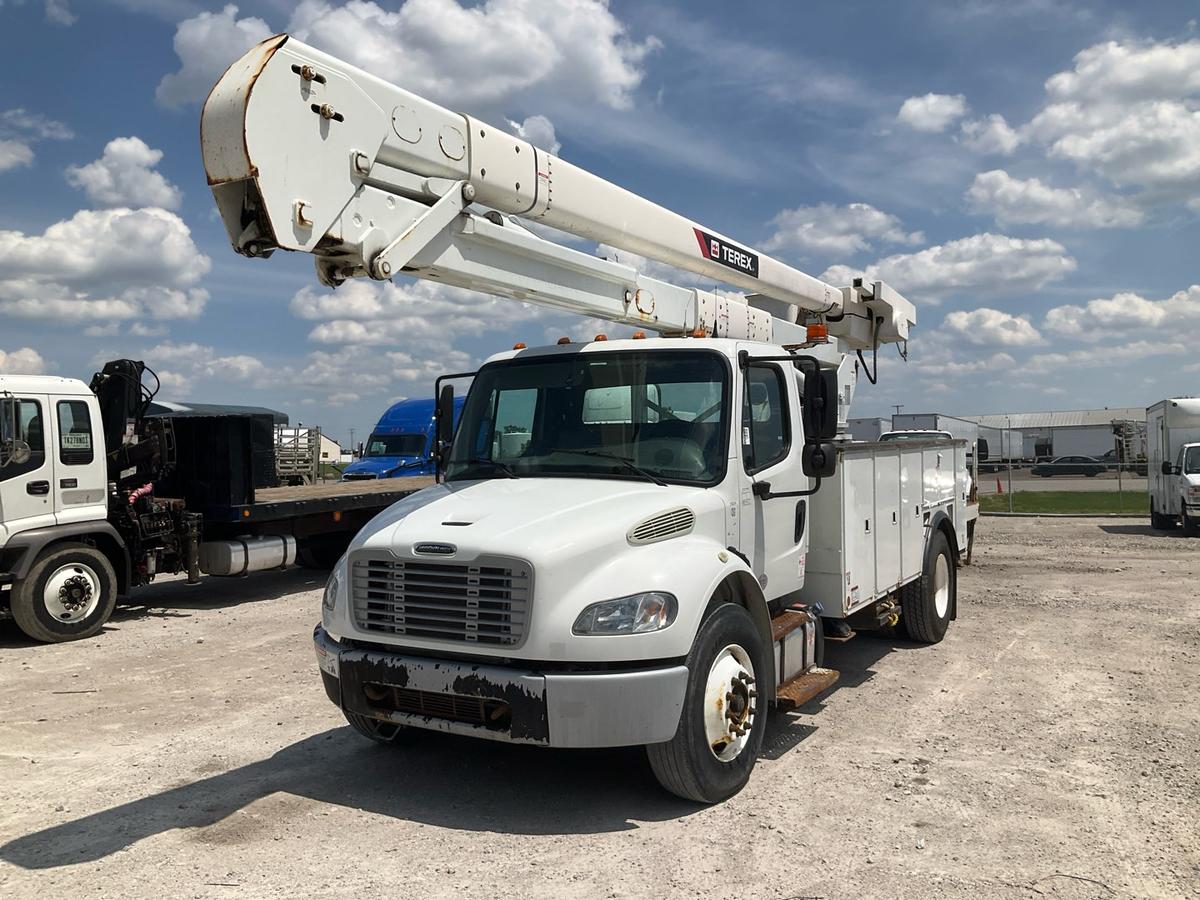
[314,641,340,678]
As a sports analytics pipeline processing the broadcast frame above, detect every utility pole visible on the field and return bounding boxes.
[349,428,356,457]
[892,404,903,416]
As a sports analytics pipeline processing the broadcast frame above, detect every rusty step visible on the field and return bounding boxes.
[775,666,839,711]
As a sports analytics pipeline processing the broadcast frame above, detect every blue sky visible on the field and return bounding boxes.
[1,0,1197,446]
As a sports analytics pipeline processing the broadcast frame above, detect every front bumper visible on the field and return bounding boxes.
[314,625,687,748]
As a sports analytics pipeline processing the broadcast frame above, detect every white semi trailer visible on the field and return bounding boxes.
[200,35,977,803]
[1148,399,1200,535]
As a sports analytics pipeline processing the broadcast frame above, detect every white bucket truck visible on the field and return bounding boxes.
[1148,398,1200,535]
[201,35,977,802]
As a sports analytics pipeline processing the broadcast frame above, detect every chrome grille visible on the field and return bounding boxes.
[351,555,531,646]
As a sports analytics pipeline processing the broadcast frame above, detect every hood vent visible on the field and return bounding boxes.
[628,507,695,545]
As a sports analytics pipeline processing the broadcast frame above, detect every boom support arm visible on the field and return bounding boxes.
[201,34,914,349]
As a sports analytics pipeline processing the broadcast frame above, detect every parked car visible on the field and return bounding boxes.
[1031,455,1105,477]
[1098,448,1148,476]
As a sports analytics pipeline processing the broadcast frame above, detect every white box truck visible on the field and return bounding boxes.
[1148,398,1200,535]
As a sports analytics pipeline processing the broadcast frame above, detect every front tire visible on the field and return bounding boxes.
[900,530,955,644]
[647,603,768,804]
[1183,504,1199,537]
[11,543,118,643]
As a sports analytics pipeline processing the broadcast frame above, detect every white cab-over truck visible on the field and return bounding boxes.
[1148,398,1200,536]
[201,35,978,802]
[0,360,426,642]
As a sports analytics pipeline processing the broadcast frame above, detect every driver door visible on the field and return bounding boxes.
[738,357,809,602]
[0,394,55,545]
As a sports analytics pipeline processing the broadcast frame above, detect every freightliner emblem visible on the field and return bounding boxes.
[413,542,457,555]
[694,228,759,278]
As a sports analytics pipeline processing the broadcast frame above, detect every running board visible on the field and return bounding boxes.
[776,667,839,711]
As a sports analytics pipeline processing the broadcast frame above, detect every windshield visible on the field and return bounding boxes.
[364,433,427,457]
[1184,446,1200,475]
[445,349,729,486]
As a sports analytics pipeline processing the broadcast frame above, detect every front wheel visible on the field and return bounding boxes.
[11,543,118,643]
[900,530,955,644]
[647,603,768,804]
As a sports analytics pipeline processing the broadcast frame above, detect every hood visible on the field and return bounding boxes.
[352,476,725,564]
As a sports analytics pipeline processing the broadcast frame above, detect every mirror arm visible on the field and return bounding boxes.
[752,478,821,500]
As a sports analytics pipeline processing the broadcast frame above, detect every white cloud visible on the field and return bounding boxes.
[65,137,182,209]
[508,114,559,154]
[0,207,210,323]
[287,0,659,113]
[0,139,33,172]
[1025,38,1200,205]
[897,93,968,132]
[1043,285,1200,342]
[764,203,924,258]
[141,342,266,389]
[0,347,48,375]
[45,0,74,25]
[820,233,1076,301]
[1027,340,1188,373]
[959,114,1021,155]
[0,108,73,140]
[965,169,1142,228]
[155,4,272,108]
[940,307,1045,347]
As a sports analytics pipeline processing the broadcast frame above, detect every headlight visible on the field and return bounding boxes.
[572,592,677,635]
[322,558,345,611]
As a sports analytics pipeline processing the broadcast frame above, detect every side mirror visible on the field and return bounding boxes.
[801,442,836,478]
[1162,460,1174,476]
[434,384,455,476]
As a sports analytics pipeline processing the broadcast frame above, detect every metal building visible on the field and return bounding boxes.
[965,408,1145,460]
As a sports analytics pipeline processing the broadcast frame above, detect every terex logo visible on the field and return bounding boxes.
[413,542,456,555]
[693,228,759,278]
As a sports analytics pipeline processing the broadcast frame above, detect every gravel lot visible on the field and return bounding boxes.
[1,517,1196,899]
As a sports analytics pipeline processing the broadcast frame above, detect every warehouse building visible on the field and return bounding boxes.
[965,408,1145,460]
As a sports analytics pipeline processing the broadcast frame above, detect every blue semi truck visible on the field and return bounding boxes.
[341,397,465,480]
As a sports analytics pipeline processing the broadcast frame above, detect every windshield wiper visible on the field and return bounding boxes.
[455,457,520,479]
[546,448,667,486]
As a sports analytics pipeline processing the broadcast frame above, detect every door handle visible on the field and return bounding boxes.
[27,480,50,495]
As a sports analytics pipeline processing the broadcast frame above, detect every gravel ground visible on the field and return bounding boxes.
[0,517,1196,899]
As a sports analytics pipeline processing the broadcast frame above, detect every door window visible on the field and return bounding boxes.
[742,365,790,473]
[57,400,95,465]
[0,399,46,481]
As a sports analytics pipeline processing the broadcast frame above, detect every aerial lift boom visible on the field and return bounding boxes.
[201,34,914,358]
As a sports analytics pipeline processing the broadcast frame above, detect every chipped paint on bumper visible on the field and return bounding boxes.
[314,625,687,748]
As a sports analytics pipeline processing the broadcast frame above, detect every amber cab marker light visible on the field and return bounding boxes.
[807,323,829,343]
[594,333,608,341]
[557,336,571,345]
[632,331,647,339]
[513,342,526,350]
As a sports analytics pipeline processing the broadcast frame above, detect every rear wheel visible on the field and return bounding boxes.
[11,543,118,643]
[1150,500,1171,531]
[343,710,409,744]
[900,530,955,644]
[647,603,767,804]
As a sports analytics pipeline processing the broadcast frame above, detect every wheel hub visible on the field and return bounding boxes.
[704,644,758,762]
[43,563,101,623]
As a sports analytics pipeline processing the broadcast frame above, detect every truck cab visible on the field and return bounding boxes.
[341,397,465,481]
[1158,442,1200,534]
